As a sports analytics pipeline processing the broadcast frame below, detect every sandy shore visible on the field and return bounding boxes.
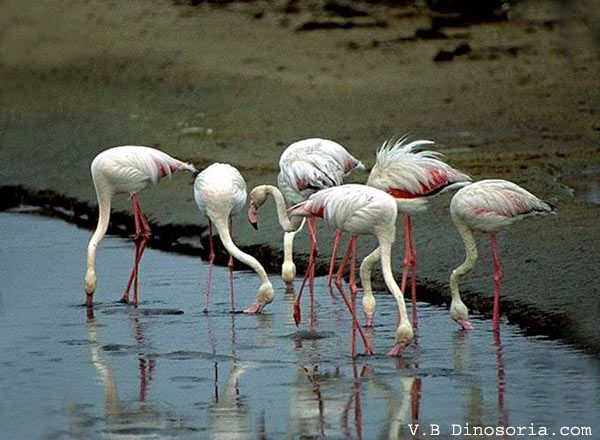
[1,0,599,352]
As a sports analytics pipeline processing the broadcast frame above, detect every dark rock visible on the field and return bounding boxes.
[297,19,387,32]
[324,1,369,18]
[415,28,447,40]
[454,43,471,55]
[433,50,455,62]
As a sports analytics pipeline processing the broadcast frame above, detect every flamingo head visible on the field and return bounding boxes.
[362,293,376,327]
[257,281,275,306]
[450,299,474,330]
[248,186,270,230]
[84,270,97,296]
[281,261,296,285]
[395,319,414,346]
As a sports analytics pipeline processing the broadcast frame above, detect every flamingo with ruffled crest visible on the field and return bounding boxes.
[288,184,414,357]
[449,179,555,332]
[84,146,196,307]
[363,136,471,328]
[247,138,363,290]
[195,163,275,314]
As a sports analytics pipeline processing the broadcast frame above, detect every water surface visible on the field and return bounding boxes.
[0,212,598,439]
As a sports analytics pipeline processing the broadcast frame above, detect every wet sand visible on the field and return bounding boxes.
[1,0,599,353]
[0,212,599,438]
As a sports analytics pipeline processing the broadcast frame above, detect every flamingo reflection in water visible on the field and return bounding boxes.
[204,311,271,440]
[452,330,509,432]
[285,362,422,440]
[86,311,189,437]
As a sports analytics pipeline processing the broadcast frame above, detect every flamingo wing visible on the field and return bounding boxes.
[368,137,471,199]
[452,179,555,231]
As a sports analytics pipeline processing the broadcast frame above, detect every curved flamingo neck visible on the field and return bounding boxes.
[378,239,409,324]
[282,218,305,267]
[263,185,301,232]
[86,190,112,285]
[211,214,270,286]
[450,220,478,301]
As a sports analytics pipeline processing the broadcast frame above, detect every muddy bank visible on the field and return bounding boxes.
[0,185,576,352]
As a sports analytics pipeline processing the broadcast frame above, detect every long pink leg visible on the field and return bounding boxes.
[204,219,215,313]
[490,233,504,332]
[334,237,374,356]
[293,245,316,326]
[327,229,342,287]
[122,195,151,306]
[400,215,412,295]
[349,235,358,359]
[307,217,318,296]
[133,238,149,306]
[228,217,235,312]
[294,217,318,326]
[407,216,419,328]
[309,262,316,331]
[121,196,143,303]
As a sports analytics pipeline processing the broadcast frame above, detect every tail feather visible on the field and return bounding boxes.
[288,200,313,218]
[180,162,198,174]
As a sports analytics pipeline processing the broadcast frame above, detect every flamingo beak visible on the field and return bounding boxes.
[247,203,259,230]
[458,318,474,331]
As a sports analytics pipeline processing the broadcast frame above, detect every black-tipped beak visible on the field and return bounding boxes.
[247,204,259,230]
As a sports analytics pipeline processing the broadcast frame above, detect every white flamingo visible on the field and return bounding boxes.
[363,136,471,328]
[84,146,196,307]
[247,138,364,288]
[449,179,555,332]
[194,163,274,314]
[288,184,414,357]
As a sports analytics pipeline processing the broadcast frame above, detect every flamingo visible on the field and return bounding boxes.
[84,146,196,307]
[449,179,555,332]
[247,138,364,289]
[194,163,275,314]
[363,136,472,328]
[288,184,414,357]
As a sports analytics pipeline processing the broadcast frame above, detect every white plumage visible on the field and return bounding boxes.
[194,163,274,314]
[92,146,196,194]
[368,136,472,211]
[289,184,397,237]
[249,138,364,288]
[450,179,554,232]
[289,184,414,356]
[84,145,197,306]
[362,136,472,328]
[449,179,555,332]
[194,163,247,220]
[278,138,364,205]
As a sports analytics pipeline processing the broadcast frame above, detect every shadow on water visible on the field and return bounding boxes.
[0,212,599,438]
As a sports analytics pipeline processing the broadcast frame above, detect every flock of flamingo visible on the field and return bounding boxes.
[83,137,555,357]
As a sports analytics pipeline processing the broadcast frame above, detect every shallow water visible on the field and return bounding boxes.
[0,212,598,439]
[562,166,600,205]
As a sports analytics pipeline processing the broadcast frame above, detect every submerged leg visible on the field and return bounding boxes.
[327,229,342,287]
[349,235,358,358]
[334,237,374,357]
[490,233,504,332]
[228,218,235,312]
[204,219,215,313]
[294,217,318,326]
